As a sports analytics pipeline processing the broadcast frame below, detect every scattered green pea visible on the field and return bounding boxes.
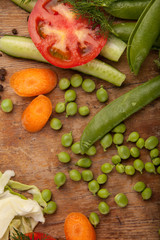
[125,165,135,176]
[78,106,90,116]
[57,152,71,163]
[101,163,114,174]
[127,132,139,142]
[66,102,77,117]
[55,102,65,113]
[114,193,128,208]
[97,174,107,185]
[61,132,73,147]
[133,159,144,174]
[113,133,124,145]
[86,145,96,156]
[41,189,52,202]
[152,157,160,166]
[70,74,83,87]
[82,78,95,93]
[112,123,126,133]
[136,137,145,149]
[157,166,160,174]
[150,148,159,159]
[82,170,93,182]
[89,212,100,227]
[130,147,140,158]
[69,169,81,181]
[115,164,125,174]
[117,145,130,160]
[71,142,81,154]
[50,118,62,130]
[133,181,146,192]
[1,99,13,113]
[111,155,121,165]
[96,86,108,103]
[141,187,152,200]
[59,77,70,90]
[54,172,66,189]
[145,162,156,174]
[64,89,76,102]
[88,180,100,195]
[145,136,159,150]
[75,157,92,168]
[97,188,110,199]
[43,201,57,214]
[100,133,112,151]
[98,202,110,215]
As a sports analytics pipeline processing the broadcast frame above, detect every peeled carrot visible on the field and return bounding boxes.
[10,68,57,97]
[21,95,52,132]
[64,212,96,240]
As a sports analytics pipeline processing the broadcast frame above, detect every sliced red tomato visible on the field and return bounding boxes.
[28,0,107,68]
[25,232,56,240]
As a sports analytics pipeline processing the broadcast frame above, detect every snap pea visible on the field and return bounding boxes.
[127,0,160,75]
[80,75,160,153]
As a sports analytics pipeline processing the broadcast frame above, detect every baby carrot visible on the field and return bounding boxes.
[10,68,57,97]
[21,95,52,132]
[64,212,96,240]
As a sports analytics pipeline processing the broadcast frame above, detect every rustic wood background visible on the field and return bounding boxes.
[0,1,160,239]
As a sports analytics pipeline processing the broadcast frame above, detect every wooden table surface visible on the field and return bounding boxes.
[0,1,160,239]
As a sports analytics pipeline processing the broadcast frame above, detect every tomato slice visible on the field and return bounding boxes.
[25,232,56,240]
[28,0,107,68]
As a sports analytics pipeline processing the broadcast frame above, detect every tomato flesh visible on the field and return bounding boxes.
[28,0,107,68]
[25,232,56,240]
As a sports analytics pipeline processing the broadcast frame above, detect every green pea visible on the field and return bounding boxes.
[89,212,100,227]
[54,172,66,189]
[158,229,160,236]
[78,106,90,116]
[59,77,70,90]
[133,181,146,193]
[97,174,107,185]
[1,99,13,113]
[55,102,65,113]
[145,162,156,174]
[88,180,100,195]
[43,201,57,214]
[82,78,95,93]
[75,157,92,168]
[114,193,128,208]
[82,170,93,182]
[127,132,139,142]
[71,142,81,154]
[50,118,62,130]
[136,137,145,149]
[86,145,96,156]
[117,145,130,159]
[125,165,135,176]
[64,89,76,102]
[61,132,73,147]
[96,86,108,103]
[145,136,159,150]
[152,157,160,166]
[157,166,160,174]
[141,187,152,200]
[66,102,77,117]
[97,188,110,199]
[113,133,124,145]
[101,163,114,174]
[150,148,159,159]
[130,147,140,158]
[69,169,81,181]
[98,202,110,215]
[70,74,83,87]
[115,164,125,174]
[112,123,126,133]
[41,189,52,202]
[133,159,144,174]
[57,152,71,163]
[100,133,112,151]
[111,155,121,165]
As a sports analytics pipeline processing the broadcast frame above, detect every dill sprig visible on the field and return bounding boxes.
[12,229,30,240]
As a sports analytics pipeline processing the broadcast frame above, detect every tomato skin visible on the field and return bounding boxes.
[25,232,56,240]
[28,0,107,69]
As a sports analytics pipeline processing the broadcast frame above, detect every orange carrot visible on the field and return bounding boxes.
[10,68,57,97]
[64,212,96,240]
[21,95,52,132]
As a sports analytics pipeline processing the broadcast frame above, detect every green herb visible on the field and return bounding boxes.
[12,229,30,240]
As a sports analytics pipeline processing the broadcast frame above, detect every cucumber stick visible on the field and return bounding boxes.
[0,36,126,86]
[11,0,36,12]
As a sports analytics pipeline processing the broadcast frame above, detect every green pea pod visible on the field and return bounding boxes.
[80,75,160,153]
[127,0,160,75]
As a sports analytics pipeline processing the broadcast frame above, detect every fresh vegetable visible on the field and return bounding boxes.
[71,142,81,154]
[54,172,66,189]
[1,99,13,113]
[75,158,92,168]
[117,145,130,160]
[141,187,152,200]
[152,157,160,166]
[133,182,146,193]
[57,152,71,163]
[11,0,37,13]
[114,193,128,208]
[50,118,62,130]
[124,165,135,176]
[59,78,70,90]
[66,102,78,117]
[133,159,144,174]
[113,133,124,145]
[70,74,83,88]
[55,102,66,113]
[127,132,139,142]
[136,138,145,149]
[150,148,159,159]
[64,212,96,240]
[69,169,81,181]
[115,164,125,174]
[21,95,52,132]
[78,106,90,117]
[96,174,107,185]
[97,189,110,199]
[127,0,160,75]
[13,231,56,240]
[82,79,95,93]
[41,189,52,202]
[10,68,57,97]
[80,75,160,153]
[88,180,100,195]
[111,155,121,165]
[89,212,100,228]
[101,163,114,174]
[43,201,57,214]
[65,90,76,103]
[82,170,93,182]
[144,162,156,174]
[144,136,159,150]
[100,133,112,151]
[61,132,73,147]
[130,147,140,158]
[111,123,126,133]
[96,86,108,103]
[86,145,96,156]
[98,202,110,215]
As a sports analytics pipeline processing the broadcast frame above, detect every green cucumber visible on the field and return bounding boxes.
[0,35,126,86]
[11,0,36,12]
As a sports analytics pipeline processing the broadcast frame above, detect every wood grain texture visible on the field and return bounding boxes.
[0,1,160,239]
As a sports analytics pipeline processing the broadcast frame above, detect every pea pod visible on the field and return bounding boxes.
[127,0,160,75]
[80,75,160,153]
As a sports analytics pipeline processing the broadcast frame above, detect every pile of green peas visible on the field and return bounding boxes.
[41,189,57,214]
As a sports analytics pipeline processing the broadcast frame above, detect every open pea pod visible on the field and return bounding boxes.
[127,0,160,75]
